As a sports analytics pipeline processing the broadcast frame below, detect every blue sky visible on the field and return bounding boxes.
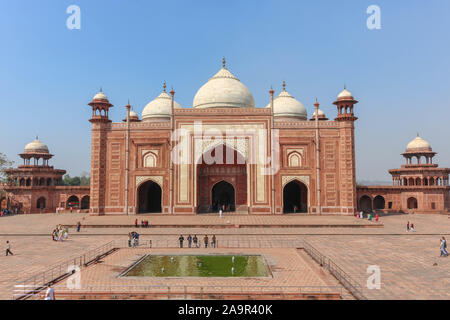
[0,0,449,181]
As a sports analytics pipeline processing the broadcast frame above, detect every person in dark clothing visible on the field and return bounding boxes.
[187,235,192,248]
[211,235,216,248]
[179,235,184,248]
[76,221,81,232]
[204,235,209,248]
[193,235,198,248]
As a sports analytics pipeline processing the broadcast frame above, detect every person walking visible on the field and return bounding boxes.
[203,235,209,248]
[187,235,192,248]
[5,241,13,256]
[440,237,448,257]
[219,208,223,218]
[407,221,410,232]
[193,235,198,248]
[135,219,138,228]
[76,221,81,232]
[179,235,184,248]
[410,223,415,232]
[44,284,55,300]
[211,235,216,248]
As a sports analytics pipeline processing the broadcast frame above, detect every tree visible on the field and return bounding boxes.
[0,153,13,183]
[62,172,90,186]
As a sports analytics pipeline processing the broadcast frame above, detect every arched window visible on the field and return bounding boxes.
[287,152,302,167]
[373,195,385,210]
[143,152,157,168]
[81,196,90,209]
[359,195,372,213]
[415,178,421,186]
[66,195,80,209]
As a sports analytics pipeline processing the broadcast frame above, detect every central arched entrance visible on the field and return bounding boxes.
[211,180,235,212]
[137,180,162,213]
[197,144,247,213]
[283,180,308,213]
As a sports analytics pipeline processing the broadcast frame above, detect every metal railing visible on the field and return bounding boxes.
[302,240,367,300]
[13,240,116,300]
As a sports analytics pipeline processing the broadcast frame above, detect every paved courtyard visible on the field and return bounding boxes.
[0,212,449,299]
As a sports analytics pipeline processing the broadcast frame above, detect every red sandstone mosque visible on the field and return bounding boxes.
[2,61,449,215]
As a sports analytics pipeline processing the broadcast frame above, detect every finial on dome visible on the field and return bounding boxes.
[222,57,226,69]
[344,84,346,90]
[282,81,286,91]
[36,135,38,140]
[163,81,167,92]
[417,132,419,137]
[170,86,175,97]
[100,87,103,93]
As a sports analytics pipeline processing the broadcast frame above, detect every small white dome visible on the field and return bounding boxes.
[406,135,432,152]
[129,109,138,119]
[93,90,108,101]
[313,109,325,117]
[193,65,255,109]
[24,139,49,154]
[265,89,307,120]
[142,90,181,120]
[337,88,353,99]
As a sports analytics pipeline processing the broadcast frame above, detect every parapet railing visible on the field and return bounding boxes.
[118,239,306,249]
[32,284,345,300]
[13,240,116,300]
[14,238,366,300]
[302,240,367,300]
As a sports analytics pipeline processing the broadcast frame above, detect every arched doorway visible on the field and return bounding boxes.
[37,197,46,210]
[211,181,235,212]
[137,180,162,213]
[283,180,308,213]
[359,195,372,212]
[81,196,90,209]
[66,195,79,209]
[196,144,247,213]
[373,195,385,210]
[0,197,6,211]
[407,197,418,209]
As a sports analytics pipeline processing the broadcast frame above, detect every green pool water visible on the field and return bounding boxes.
[123,255,268,277]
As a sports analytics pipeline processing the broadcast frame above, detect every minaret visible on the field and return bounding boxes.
[269,85,275,214]
[88,89,113,215]
[333,86,358,215]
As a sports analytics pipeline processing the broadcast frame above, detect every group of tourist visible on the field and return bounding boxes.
[210,203,235,213]
[1,208,19,216]
[406,221,416,232]
[128,231,140,247]
[135,219,150,228]
[178,234,217,248]
[357,211,380,222]
[52,224,68,241]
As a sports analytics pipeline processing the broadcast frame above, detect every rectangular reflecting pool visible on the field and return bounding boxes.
[123,255,269,277]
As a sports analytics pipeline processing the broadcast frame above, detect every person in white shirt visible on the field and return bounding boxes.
[5,241,13,256]
[44,285,55,300]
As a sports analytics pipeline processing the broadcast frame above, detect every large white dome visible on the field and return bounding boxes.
[193,65,255,109]
[406,135,432,152]
[265,87,307,119]
[142,90,181,120]
[24,138,49,154]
